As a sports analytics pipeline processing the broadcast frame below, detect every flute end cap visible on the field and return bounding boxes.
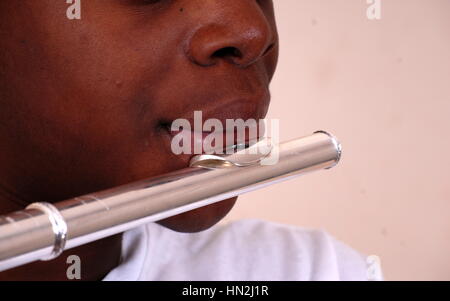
[314,130,342,169]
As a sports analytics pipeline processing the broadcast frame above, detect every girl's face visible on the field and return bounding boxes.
[0,0,278,232]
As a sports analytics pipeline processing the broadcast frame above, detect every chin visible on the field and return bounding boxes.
[156,197,238,233]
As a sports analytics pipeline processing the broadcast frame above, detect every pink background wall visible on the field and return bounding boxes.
[223,0,450,280]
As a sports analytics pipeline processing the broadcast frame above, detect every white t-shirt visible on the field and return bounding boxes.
[102,219,369,281]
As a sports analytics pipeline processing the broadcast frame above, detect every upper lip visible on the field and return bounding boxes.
[161,92,270,153]
[163,91,270,128]
[167,96,268,123]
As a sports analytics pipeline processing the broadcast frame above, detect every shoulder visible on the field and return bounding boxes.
[217,219,369,281]
[105,219,370,281]
[144,219,369,280]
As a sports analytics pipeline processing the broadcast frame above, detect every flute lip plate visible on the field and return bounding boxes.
[189,138,274,169]
[313,130,342,169]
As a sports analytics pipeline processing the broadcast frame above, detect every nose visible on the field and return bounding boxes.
[186,1,276,68]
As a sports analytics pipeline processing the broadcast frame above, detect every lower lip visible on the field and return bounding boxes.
[166,129,236,154]
[163,126,261,155]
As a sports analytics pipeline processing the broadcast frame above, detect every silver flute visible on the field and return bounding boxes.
[0,131,341,272]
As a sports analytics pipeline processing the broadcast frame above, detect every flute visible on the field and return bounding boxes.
[0,131,342,272]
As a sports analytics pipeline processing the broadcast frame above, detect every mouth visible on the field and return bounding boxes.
[160,121,265,158]
[152,88,271,231]
[158,96,269,165]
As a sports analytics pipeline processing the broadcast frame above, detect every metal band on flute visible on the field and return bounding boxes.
[0,131,342,271]
[25,202,68,260]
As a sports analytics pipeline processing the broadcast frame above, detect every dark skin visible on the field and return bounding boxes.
[0,0,278,280]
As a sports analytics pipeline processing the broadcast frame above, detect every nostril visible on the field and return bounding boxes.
[262,42,275,57]
[212,47,243,60]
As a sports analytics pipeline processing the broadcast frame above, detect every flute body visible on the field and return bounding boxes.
[0,131,341,271]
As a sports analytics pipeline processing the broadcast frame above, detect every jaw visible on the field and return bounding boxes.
[156,196,238,233]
